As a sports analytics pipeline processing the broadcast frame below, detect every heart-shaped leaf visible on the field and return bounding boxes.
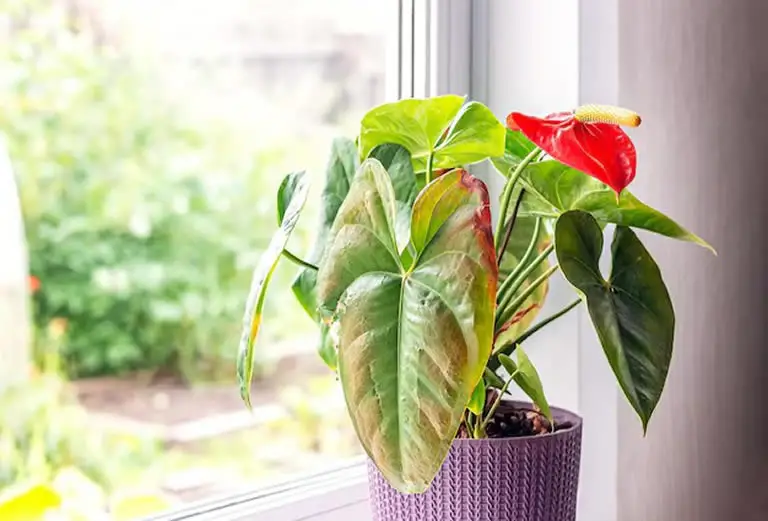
[238,171,310,408]
[555,210,675,430]
[359,95,505,174]
[432,101,507,170]
[490,128,538,177]
[518,161,714,252]
[317,161,497,493]
[498,348,552,423]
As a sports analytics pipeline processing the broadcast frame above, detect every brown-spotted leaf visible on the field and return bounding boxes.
[317,163,497,493]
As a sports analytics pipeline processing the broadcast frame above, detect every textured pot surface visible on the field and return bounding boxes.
[368,401,583,521]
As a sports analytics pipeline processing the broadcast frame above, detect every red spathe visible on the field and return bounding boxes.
[507,111,637,195]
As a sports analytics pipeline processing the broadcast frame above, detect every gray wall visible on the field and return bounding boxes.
[617,1,768,519]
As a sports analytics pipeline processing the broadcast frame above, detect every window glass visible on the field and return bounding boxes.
[0,0,393,517]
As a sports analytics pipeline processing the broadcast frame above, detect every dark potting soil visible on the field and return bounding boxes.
[484,409,572,438]
[459,392,574,439]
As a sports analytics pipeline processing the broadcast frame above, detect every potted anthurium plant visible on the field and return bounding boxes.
[237,95,714,521]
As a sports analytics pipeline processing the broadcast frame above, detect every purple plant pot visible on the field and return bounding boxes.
[368,401,583,521]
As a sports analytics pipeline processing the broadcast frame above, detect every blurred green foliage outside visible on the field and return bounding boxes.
[1,0,320,379]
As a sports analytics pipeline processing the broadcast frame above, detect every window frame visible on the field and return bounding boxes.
[147,2,620,519]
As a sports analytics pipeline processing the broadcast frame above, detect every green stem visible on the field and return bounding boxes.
[479,373,516,433]
[494,147,540,247]
[472,413,483,439]
[282,249,318,271]
[468,411,478,438]
[492,298,581,357]
[425,151,434,185]
[496,189,526,265]
[497,242,554,314]
[496,263,559,329]
[496,217,542,304]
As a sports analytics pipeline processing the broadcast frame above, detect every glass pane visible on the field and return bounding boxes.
[0,0,394,517]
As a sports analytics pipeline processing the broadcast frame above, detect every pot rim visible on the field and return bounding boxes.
[453,399,583,444]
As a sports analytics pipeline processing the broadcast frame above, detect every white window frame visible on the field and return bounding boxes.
[148,2,621,519]
[144,459,369,521]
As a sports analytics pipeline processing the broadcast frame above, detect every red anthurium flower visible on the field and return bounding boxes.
[506,104,642,195]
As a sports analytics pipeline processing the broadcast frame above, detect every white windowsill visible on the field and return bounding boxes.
[144,458,370,521]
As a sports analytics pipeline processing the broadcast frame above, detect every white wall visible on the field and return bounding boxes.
[477,2,621,519]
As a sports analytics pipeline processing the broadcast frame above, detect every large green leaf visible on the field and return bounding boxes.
[490,128,538,177]
[432,101,507,170]
[238,171,310,408]
[555,210,675,430]
[495,214,551,346]
[317,162,497,493]
[498,348,552,423]
[359,94,464,167]
[292,138,358,320]
[517,161,714,252]
[359,95,505,174]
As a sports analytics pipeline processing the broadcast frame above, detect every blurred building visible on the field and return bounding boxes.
[66,0,388,126]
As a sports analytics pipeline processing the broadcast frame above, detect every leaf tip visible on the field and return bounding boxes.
[687,232,716,255]
[240,386,253,411]
[639,410,652,435]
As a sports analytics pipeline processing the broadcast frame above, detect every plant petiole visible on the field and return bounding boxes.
[425,151,435,185]
[282,249,318,271]
[479,370,517,433]
[494,147,540,247]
